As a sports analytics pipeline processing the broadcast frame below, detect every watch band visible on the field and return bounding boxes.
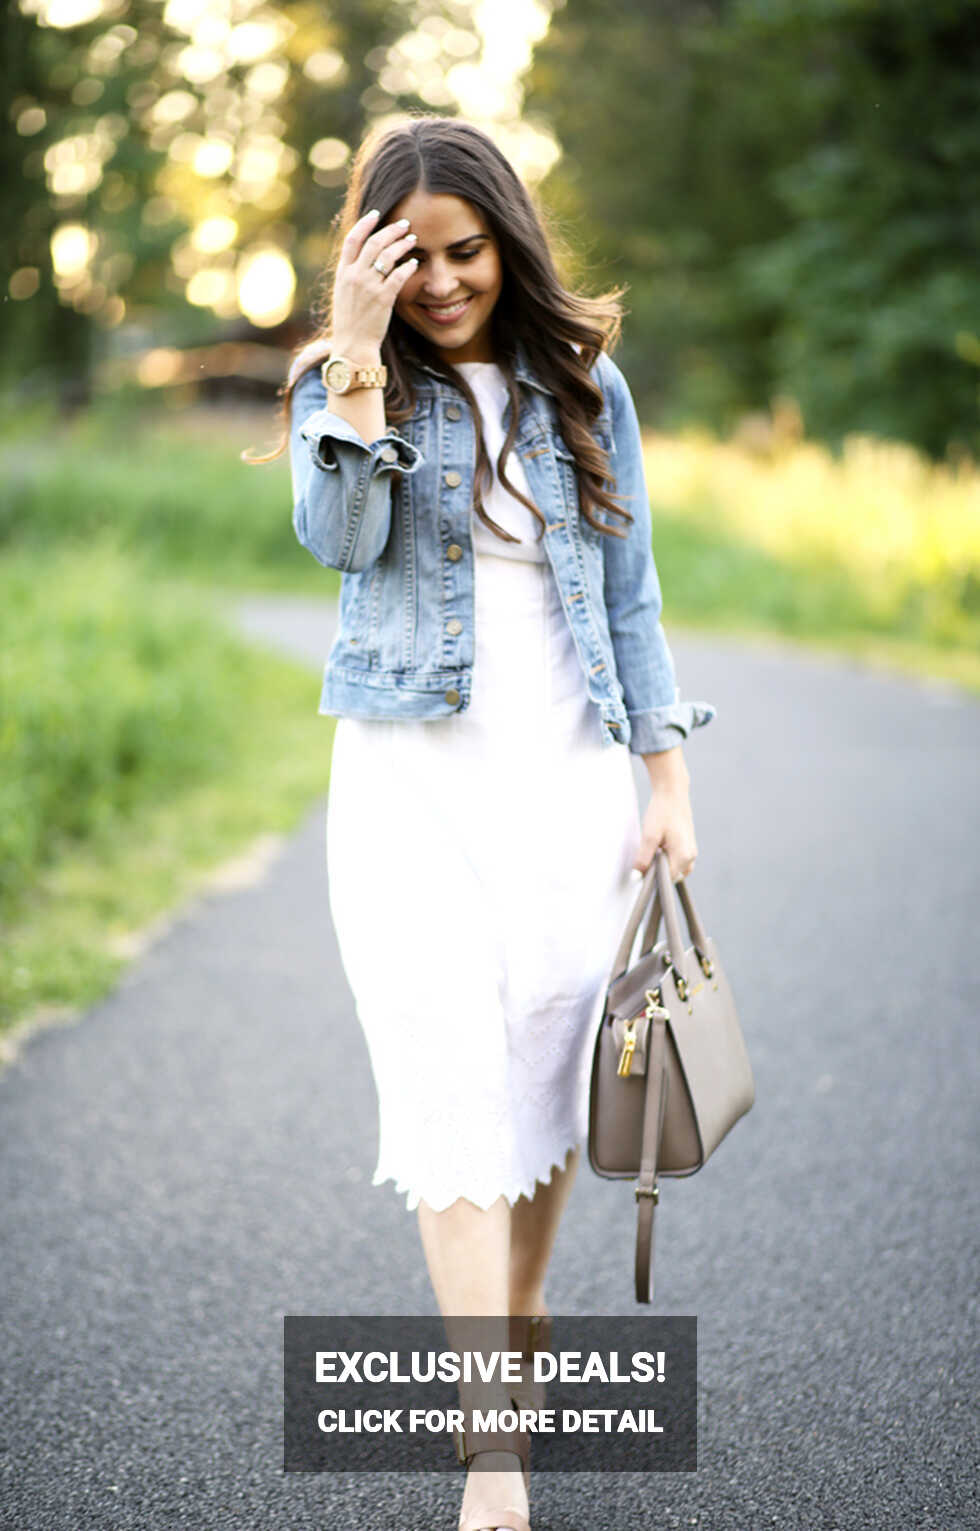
[322,355,388,394]
[349,364,387,390]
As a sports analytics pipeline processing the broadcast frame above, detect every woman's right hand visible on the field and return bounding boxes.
[330,208,419,354]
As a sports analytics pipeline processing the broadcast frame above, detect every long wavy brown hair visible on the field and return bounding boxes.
[243,112,633,542]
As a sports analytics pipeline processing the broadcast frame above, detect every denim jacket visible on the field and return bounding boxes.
[289,341,716,754]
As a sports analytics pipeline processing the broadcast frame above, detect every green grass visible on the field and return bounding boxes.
[650,505,980,693]
[0,392,340,596]
[0,537,331,1040]
[642,425,980,692]
[4,396,977,677]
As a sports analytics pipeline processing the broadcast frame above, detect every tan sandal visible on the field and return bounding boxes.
[453,1418,531,1531]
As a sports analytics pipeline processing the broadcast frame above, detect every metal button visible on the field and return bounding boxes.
[446,618,462,636]
[379,445,399,463]
[446,404,462,421]
[444,469,462,488]
[444,688,461,706]
[446,543,463,561]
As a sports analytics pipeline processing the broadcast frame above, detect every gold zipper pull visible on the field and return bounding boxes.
[617,1019,637,1077]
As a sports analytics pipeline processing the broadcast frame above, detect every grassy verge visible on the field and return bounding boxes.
[4,397,978,683]
[0,392,340,597]
[0,538,332,1043]
[643,425,980,693]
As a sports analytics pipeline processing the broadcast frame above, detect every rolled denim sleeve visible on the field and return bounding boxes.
[289,366,424,573]
[596,353,717,755]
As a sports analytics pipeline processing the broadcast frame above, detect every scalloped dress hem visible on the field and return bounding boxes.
[371,1137,584,1215]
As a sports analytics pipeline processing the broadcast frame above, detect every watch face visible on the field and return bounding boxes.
[324,358,351,393]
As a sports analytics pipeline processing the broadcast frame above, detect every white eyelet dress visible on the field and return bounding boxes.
[324,360,643,1213]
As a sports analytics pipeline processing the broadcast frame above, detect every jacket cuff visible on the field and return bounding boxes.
[628,696,718,755]
[299,407,424,477]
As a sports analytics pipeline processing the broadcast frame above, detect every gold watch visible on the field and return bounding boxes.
[322,355,388,395]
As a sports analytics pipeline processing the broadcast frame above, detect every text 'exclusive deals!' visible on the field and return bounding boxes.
[283,1316,697,1471]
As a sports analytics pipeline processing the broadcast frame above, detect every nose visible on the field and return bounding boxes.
[420,258,462,300]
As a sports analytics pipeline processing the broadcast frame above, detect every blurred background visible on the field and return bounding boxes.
[2,0,979,1038]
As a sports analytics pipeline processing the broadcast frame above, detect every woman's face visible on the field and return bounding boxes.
[390,190,503,365]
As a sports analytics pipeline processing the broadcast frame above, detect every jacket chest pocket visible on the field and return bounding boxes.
[550,410,616,537]
[398,394,435,451]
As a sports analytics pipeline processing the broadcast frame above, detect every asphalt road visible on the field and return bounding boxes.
[1,600,977,1531]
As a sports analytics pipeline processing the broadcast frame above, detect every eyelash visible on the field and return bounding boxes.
[412,250,479,264]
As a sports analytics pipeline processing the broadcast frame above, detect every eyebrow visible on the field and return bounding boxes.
[410,233,490,254]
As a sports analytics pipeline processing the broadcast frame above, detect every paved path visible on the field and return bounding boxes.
[1,599,977,1530]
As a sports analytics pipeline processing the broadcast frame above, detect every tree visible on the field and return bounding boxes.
[2,0,476,397]
[528,0,980,457]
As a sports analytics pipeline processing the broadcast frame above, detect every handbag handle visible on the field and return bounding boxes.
[645,856,712,967]
[608,848,712,988]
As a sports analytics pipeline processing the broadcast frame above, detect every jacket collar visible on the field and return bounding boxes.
[409,337,556,398]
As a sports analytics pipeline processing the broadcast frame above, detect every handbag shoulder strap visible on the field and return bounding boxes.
[634,1013,669,1304]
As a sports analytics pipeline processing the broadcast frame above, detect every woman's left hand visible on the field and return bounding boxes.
[634,749,698,882]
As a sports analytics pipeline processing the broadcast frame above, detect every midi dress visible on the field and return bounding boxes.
[325,359,644,1213]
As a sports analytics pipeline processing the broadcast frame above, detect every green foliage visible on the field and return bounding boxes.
[641,425,980,660]
[528,0,980,459]
[3,0,437,392]
[0,401,344,1030]
[0,401,328,586]
[729,0,980,458]
[0,531,332,1031]
[0,538,269,920]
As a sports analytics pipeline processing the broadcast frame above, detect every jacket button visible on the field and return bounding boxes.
[446,618,462,635]
[379,445,399,463]
[446,404,462,421]
[444,469,462,488]
[444,688,461,706]
[446,543,463,561]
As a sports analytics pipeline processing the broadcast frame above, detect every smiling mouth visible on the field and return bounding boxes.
[420,297,472,321]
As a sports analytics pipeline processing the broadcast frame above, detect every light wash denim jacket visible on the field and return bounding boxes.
[289,341,716,754]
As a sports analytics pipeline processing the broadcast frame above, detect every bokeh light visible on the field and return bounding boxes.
[50,222,98,279]
[14,0,562,328]
[236,246,295,327]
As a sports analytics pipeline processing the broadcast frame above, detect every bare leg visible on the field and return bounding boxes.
[417,1192,511,1317]
[509,1145,580,1317]
[417,1194,528,1529]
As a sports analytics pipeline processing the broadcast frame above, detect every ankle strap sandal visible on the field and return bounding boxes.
[454,1418,531,1531]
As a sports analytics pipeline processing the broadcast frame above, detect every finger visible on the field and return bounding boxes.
[671,850,696,882]
[387,231,420,263]
[357,217,415,268]
[368,234,419,278]
[339,208,381,266]
[632,838,661,875]
[384,256,419,292]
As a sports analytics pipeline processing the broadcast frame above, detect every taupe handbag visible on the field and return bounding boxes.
[588,847,754,1303]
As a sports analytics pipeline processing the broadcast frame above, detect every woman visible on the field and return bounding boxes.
[255,114,715,1531]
